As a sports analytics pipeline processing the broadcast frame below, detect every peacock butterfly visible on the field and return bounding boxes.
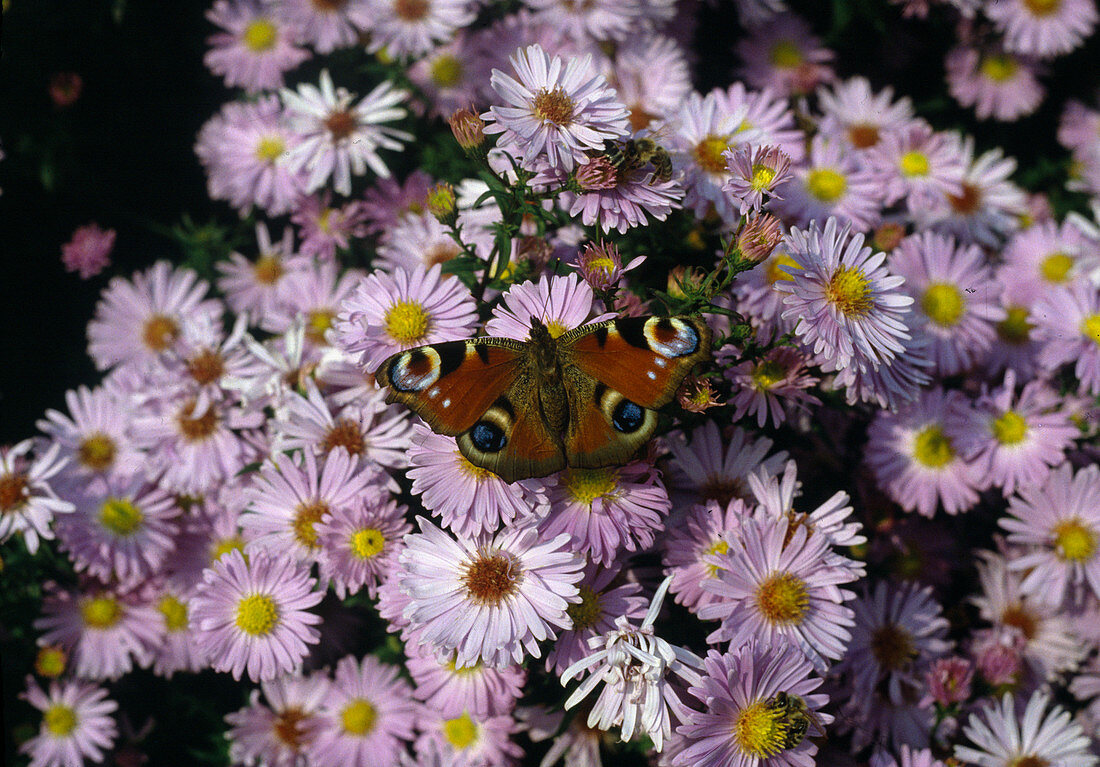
[374,315,713,483]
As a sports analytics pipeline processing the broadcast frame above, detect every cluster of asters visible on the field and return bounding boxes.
[9,1,1100,767]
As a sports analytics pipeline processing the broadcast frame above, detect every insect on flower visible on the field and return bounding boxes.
[602,135,674,184]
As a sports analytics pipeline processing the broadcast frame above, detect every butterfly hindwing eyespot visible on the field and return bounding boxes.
[595,384,649,435]
[464,396,515,455]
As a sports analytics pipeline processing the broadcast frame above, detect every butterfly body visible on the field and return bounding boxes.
[376,315,712,482]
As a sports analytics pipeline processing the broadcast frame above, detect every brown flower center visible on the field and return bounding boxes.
[463,551,521,605]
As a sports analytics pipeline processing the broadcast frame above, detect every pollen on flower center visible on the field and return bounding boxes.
[693,135,731,173]
[350,527,385,559]
[78,433,116,471]
[1024,0,1060,15]
[177,400,220,442]
[997,305,1033,344]
[324,110,358,141]
[0,472,29,512]
[1080,314,1100,346]
[766,253,801,284]
[769,40,805,68]
[430,54,463,88]
[921,283,965,326]
[565,467,618,505]
[293,501,330,548]
[806,168,847,202]
[704,538,730,577]
[456,452,495,481]
[899,151,930,177]
[212,535,246,561]
[158,594,189,632]
[143,314,179,352]
[751,163,778,191]
[567,585,603,631]
[755,572,810,624]
[826,266,873,317]
[243,19,278,52]
[948,182,981,214]
[44,704,78,736]
[255,135,286,163]
[702,476,742,507]
[1001,604,1038,640]
[913,425,955,468]
[235,593,279,635]
[546,320,570,339]
[384,300,431,345]
[870,622,917,670]
[752,359,786,390]
[273,707,308,748]
[253,253,283,283]
[444,712,479,748]
[341,699,377,735]
[307,309,335,345]
[981,54,1018,82]
[187,348,226,385]
[991,410,1028,445]
[99,497,144,537]
[463,551,522,605]
[321,419,365,456]
[734,699,789,758]
[81,596,122,629]
[1052,518,1097,562]
[848,124,880,149]
[533,86,575,126]
[1009,756,1051,767]
[1040,252,1074,283]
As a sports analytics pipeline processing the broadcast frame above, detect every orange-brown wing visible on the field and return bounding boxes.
[456,384,567,483]
[375,339,525,435]
[561,316,712,408]
[563,371,659,470]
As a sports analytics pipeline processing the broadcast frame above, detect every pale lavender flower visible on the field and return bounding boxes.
[407,35,486,119]
[1034,280,1100,394]
[275,0,374,53]
[149,580,206,678]
[1002,218,1096,295]
[406,642,527,719]
[663,421,787,508]
[723,346,821,428]
[361,170,434,236]
[662,499,749,614]
[414,710,522,767]
[0,440,74,554]
[290,192,369,260]
[226,674,330,766]
[722,143,793,216]
[560,156,685,234]
[955,691,1097,767]
[985,0,1098,59]
[525,0,641,42]
[191,549,323,681]
[735,12,836,96]
[61,223,115,279]
[216,224,300,327]
[483,44,629,172]
[945,46,1045,121]
[204,0,310,93]
[816,76,914,153]
[747,459,867,551]
[865,120,966,213]
[365,0,475,59]
[317,492,410,600]
[575,239,645,291]
[484,272,610,340]
[612,34,692,131]
[282,69,411,195]
[771,134,883,231]
[19,677,118,767]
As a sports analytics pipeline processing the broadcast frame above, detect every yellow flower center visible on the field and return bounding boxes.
[457,453,496,480]
[921,283,965,326]
[806,168,847,202]
[235,593,279,635]
[1040,252,1074,283]
[350,527,385,559]
[243,19,278,52]
[430,54,464,88]
[693,135,732,174]
[293,501,329,549]
[1008,756,1051,767]
[991,411,1028,445]
[704,538,729,577]
[826,266,873,317]
[913,425,955,468]
[1053,519,1096,562]
[769,40,804,68]
[384,300,431,345]
[78,433,116,472]
[254,253,283,283]
[1080,314,1100,346]
[751,163,777,191]
[44,704,78,736]
[444,712,479,749]
[734,699,790,758]
[254,136,286,164]
[566,584,603,631]
[81,596,122,629]
[755,572,809,625]
[533,87,575,126]
[158,594,189,632]
[35,646,67,678]
[752,359,786,390]
[212,536,246,562]
[899,151,930,178]
[766,253,801,285]
[997,305,1032,345]
[99,497,144,537]
[341,699,377,735]
[565,467,618,505]
[980,54,1018,82]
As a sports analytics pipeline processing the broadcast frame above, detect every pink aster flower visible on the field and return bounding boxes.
[34,582,161,680]
[38,385,140,486]
[985,0,1098,59]
[955,691,1097,767]
[735,12,836,96]
[732,242,803,344]
[520,705,603,767]
[482,44,630,173]
[274,0,373,53]
[361,169,434,236]
[282,69,411,195]
[216,224,300,328]
[865,387,982,517]
[770,134,883,231]
[242,448,381,563]
[332,263,478,373]
[19,676,118,767]
[662,499,749,615]
[55,477,180,587]
[722,143,793,216]
[747,459,867,551]
[1003,218,1096,295]
[87,261,222,373]
[924,657,974,707]
[317,491,410,600]
[191,549,323,681]
[61,222,115,279]
[545,562,649,676]
[307,655,418,767]
[149,580,206,678]
[365,0,475,59]
[816,76,915,153]
[1034,280,1100,394]
[204,0,310,94]
[575,239,645,292]
[835,581,951,705]
[612,34,692,131]
[407,35,487,120]
[484,272,610,340]
[557,155,685,234]
[723,345,821,428]
[399,518,584,668]
[699,515,859,672]
[406,425,548,538]
[525,0,640,42]
[406,642,527,719]
[865,120,966,213]
[775,217,914,370]
[194,96,307,217]
[663,421,788,508]
[945,46,1045,122]
[372,210,473,274]
[948,371,1078,496]
[0,440,74,554]
[290,192,370,261]
[889,230,1005,376]
[672,640,831,767]
[225,671,331,767]
[562,577,705,753]
[1000,462,1100,607]
[540,462,672,566]
[415,710,522,767]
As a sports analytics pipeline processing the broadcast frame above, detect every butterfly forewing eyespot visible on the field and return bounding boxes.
[642,317,700,358]
[388,348,443,392]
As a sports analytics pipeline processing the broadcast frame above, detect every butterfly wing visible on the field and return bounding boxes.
[561,316,712,468]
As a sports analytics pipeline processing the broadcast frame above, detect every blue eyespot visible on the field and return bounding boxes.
[470,422,507,453]
[612,400,645,433]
